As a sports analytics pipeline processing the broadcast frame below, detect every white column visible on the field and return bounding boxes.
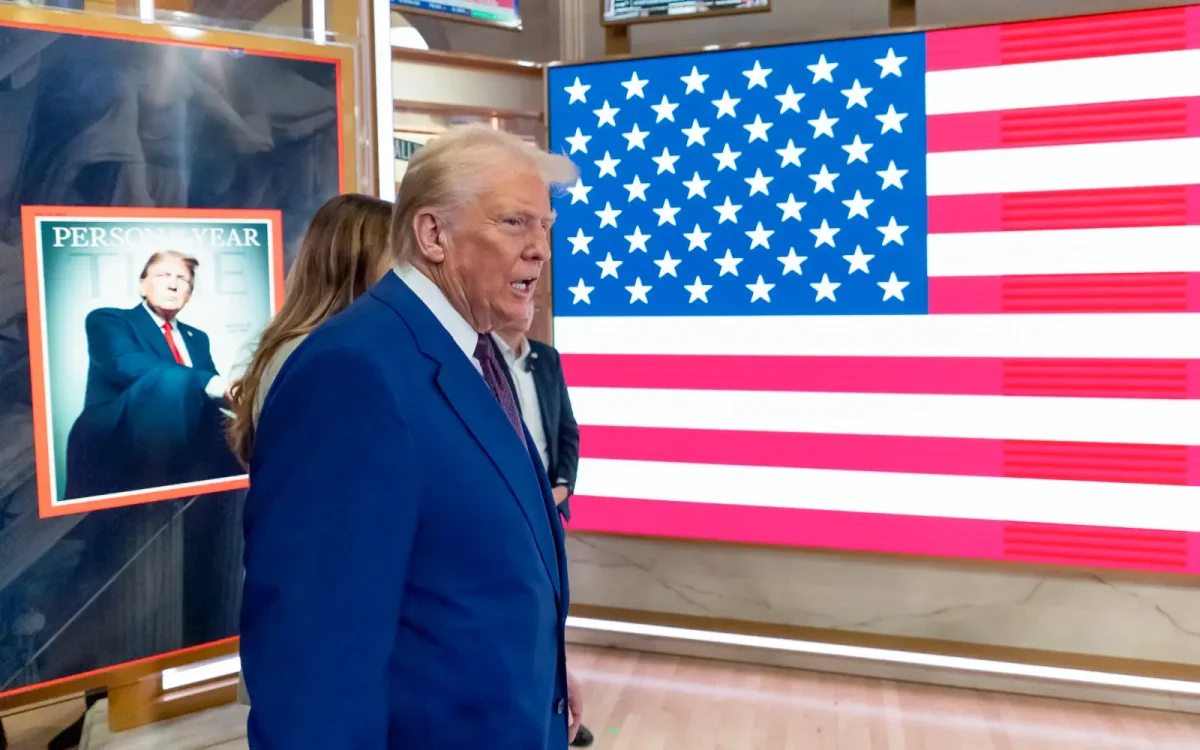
[558,0,589,62]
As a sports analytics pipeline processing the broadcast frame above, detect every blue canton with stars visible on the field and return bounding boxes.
[547,33,928,317]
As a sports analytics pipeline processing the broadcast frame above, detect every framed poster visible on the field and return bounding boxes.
[22,206,284,518]
[547,4,1200,574]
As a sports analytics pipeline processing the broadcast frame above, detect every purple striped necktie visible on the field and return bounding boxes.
[474,334,527,446]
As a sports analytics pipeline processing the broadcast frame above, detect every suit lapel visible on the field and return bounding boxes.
[528,352,557,471]
[128,305,175,362]
[370,274,562,602]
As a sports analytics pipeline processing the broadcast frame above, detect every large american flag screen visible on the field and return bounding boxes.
[547,5,1200,574]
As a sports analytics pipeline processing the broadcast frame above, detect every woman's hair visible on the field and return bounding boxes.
[227,193,392,467]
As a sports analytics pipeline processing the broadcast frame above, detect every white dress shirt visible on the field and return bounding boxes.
[143,302,224,399]
[394,264,481,373]
[493,334,551,472]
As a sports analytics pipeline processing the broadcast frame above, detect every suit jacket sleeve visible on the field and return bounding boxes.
[240,348,417,750]
[552,348,580,491]
[85,308,213,392]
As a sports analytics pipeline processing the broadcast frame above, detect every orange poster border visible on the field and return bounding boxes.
[21,205,286,519]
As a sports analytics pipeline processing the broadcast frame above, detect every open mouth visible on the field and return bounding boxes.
[510,278,537,296]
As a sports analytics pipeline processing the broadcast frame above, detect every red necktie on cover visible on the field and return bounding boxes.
[162,320,185,365]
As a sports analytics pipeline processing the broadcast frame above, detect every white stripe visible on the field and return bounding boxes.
[927,138,1200,196]
[569,388,1200,445]
[925,49,1200,115]
[927,226,1200,276]
[575,458,1200,532]
[552,314,1200,359]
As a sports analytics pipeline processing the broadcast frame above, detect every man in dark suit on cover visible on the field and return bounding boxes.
[240,126,584,749]
[65,250,239,499]
[492,316,592,747]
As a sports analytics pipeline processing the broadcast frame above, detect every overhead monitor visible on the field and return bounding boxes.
[391,0,521,29]
[603,0,769,25]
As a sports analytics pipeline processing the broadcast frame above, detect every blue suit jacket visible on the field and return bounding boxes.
[240,272,571,749]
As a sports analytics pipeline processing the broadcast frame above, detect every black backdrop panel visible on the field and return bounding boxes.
[0,22,341,695]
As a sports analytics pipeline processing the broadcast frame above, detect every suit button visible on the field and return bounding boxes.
[555,698,565,715]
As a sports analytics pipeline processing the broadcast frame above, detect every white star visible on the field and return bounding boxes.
[777,248,808,276]
[776,139,805,168]
[775,85,804,113]
[713,196,742,224]
[745,222,774,250]
[841,134,873,164]
[810,219,840,248]
[808,109,838,138]
[841,79,873,108]
[746,275,776,302]
[568,228,593,254]
[653,199,681,226]
[684,276,712,303]
[712,90,741,118]
[651,147,680,174]
[653,250,682,278]
[651,95,679,122]
[744,168,773,196]
[683,172,711,199]
[808,54,838,83]
[568,278,593,304]
[593,100,619,127]
[811,273,841,302]
[681,65,709,94]
[595,201,621,228]
[565,77,590,104]
[595,151,620,178]
[622,123,649,150]
[565,127,591,154]
[713,143,742,171]
[777,194,806,222]
[625,277,652,303]
[623,174,650,202]
[876,104,908,134]
[878,216,909,246]
[715,249,743,277]
[879,272,910,301]
[875,48,907,78]
[843,245,874,274]
[566,178,592,204]
[842,190,874,219]
[877,160,909,190]
[684,224,712,251]
[682,119,710,146]
[743,60,772,88]
[809,164,839,193]
[621,71,649,99]
[743,115,773,143]
[624,226,651,253]
[596,252,622,279]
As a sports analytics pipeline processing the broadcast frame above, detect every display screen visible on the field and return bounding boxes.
[547,4,1200,574]
[604,0,768,24]
[391,0,520,28]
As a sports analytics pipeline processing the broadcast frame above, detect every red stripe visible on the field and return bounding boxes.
[928,272,1200,314]
[927,98,1200,152]
[928,186,1200,233]
[566,498,1197,573]
[562,354,1200,399]
[926,6,1200,71]
[580,425,1200,486]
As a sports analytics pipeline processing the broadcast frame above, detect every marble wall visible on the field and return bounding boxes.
[567,534,1200,666]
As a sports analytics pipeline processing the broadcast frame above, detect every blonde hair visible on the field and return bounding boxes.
[227,193,393,467]
[390,125,578,265]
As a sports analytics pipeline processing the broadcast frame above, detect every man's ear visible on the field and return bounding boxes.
[412,209,447,264]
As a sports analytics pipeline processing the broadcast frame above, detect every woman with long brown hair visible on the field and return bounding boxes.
[227,192,392,467]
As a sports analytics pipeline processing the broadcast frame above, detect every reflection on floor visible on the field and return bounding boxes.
[7,645,1199,749]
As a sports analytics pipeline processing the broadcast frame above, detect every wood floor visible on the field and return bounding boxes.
[4,645,1199,749]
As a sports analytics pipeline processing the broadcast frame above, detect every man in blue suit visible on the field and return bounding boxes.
[65,250,240,499]
[240,126,583,749]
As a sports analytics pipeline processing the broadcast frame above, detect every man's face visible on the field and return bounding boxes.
[139,256,193,318]
[443,169,552,332]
